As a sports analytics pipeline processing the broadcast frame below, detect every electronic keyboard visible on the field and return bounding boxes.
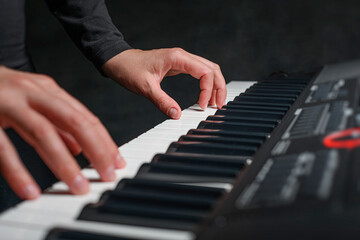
[1,59,360,240]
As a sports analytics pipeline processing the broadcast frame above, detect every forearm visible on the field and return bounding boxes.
[45,0,132,72]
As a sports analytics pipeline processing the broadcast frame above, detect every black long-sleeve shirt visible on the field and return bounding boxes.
[0,0,131,72]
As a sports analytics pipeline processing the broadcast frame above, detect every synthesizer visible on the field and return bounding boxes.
[1,59,360,240]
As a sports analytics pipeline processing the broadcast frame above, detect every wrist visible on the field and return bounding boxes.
[102,49,141,79]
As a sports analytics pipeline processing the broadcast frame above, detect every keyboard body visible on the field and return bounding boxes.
[197,60,360,240]
[1,59,360,240]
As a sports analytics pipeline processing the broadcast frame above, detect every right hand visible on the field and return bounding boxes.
[0,66,125,200]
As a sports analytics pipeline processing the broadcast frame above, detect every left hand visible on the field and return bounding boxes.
[102,48,227,119]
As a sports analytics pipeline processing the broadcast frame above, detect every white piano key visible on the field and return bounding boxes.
[0,207,79,225]
[13,193,99,214]
[157,122,199,129]
[137,131,186,140]
[0,224,44,240]
[46,169,123,194]
[120,149,163,160]
[227,80,255,90]
[130,137,176,145]
[181,111,216,118]
[184,104,218,115]
[143,127,189,135]
[0,215,193,240]
[164,118,203,124]
[120,142,169,152]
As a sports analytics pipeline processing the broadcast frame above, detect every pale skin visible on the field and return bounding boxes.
[0,47,226,200]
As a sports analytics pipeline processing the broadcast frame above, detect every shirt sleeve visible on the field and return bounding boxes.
[45,0,132,74]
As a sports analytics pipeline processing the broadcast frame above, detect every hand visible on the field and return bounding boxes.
[102,48,227,119]
[0,66,125,200]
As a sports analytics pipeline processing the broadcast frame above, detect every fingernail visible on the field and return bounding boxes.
[102,165,116,181]
[168,108,178,119]
[115,152,126,168]
[22,184,41,200]
[70,174,89,195]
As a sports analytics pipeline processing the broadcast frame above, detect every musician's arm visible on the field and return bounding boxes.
[45,0,227,118]
[45,0,132,73]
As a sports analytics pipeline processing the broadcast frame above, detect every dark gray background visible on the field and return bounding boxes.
[25,0,360,146]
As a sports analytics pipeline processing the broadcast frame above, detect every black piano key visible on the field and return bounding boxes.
[215,109,284,120]
[222,103,288,112]
[197,120,274,133]
[206,115,279,125]
[259,79,309,84]
[249,85,303,93]
[255,82,307,88]
[250,84,304,91]
[116,178,225,198]
[79,179,224,230]
[79,206,200,231]
[241,92,298,99]
[226,101,289,110]
[246,87,302,95]
[45,228,143,240]
[87,191,207,227]
[167,141,256,156]
[152,152,249,170]
[136,162,239,183]
[104,189,216,210]
[238,94,295,104]
[187,129,269,140]
[233,96,292,108]
[179,134,262,147]
[98,202,205,224]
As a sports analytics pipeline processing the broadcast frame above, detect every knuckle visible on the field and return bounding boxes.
[168,47,184,60]
[31,123,53,143]
[202,68,213,78]
[69,113,101,130]
[87,114,101,126]
[214,63,221,70]
[69,114,87,129]
[11,76,36,90]
[205,68,213,75]
[172,47,184,53]
[39,75,57,87]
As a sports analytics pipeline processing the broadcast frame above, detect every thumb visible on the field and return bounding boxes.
[149,86,181,119]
